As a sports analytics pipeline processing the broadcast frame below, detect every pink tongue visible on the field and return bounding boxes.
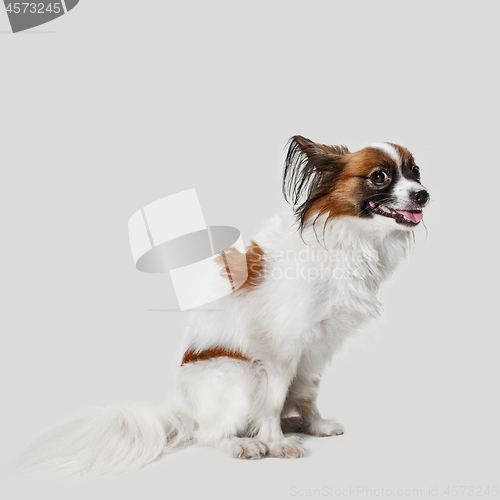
[396,210,423,223]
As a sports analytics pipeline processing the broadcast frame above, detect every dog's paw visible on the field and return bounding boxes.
[267,436,306,459]
[231,438,268,460]
[305,418,345,437]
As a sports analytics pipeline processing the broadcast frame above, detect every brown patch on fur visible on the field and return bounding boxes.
[181,347,250,366]
[343,147,397,178]
[302,147,397,223]
[216,240,265,293]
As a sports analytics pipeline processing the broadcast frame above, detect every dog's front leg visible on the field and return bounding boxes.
[254,362,306,458]
[281,368,345,438]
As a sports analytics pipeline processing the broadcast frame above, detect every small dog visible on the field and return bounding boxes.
[20,136,429,472]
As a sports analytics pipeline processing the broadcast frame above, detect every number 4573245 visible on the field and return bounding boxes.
[5,3,62,14]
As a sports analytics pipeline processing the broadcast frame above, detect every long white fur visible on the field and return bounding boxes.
[17,404,195,474]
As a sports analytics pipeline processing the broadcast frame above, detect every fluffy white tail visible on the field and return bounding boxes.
[17,404,195,474]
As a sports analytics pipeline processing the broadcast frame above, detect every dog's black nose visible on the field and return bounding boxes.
[410,189,429,206]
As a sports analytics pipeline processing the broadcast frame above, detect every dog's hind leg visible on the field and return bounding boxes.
[175,357,268,459]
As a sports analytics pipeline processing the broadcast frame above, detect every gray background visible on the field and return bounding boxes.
[1,1,499,499]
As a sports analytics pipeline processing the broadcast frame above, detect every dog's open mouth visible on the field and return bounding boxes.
[369,201,423,226]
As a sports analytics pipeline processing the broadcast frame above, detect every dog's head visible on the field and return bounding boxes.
[283,136,429,232]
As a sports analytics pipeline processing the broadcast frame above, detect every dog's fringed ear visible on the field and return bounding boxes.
[282,135,350,208]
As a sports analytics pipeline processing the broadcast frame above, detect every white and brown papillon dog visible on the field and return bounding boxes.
[19,136,429,473]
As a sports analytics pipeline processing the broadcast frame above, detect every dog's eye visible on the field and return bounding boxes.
[412,165,421,181]
[370,170,390,187]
